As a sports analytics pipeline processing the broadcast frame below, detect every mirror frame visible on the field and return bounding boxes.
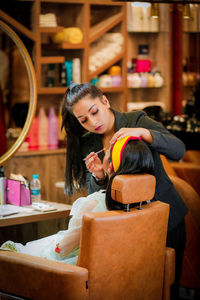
[0,20,37,165]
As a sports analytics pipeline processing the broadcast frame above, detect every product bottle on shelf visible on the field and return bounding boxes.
[136,45,151,73]
[72,58,81,84]
[30,174,41,203]
[108,65,122,87]
[38,107,48,150]
[0,166,4,177]
[0,166,5,205]
[46,64,56,87]
[48,107,58,150]
[64,60,73,86]
[60,63,66,86]
[58,106,66,148]
[28,116,38,150]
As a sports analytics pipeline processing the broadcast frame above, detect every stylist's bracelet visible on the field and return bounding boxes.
[92,171,108,184]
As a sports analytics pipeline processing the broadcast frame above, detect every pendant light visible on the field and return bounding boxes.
[183,3,191,19]
[151,3,159,18]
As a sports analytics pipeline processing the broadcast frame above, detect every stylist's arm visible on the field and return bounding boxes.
[110,127,153,144]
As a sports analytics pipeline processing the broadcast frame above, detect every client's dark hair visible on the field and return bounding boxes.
[106,139,155,210]
[61,82,103,195]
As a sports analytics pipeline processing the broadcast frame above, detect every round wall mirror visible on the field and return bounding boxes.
[0,20,37,165]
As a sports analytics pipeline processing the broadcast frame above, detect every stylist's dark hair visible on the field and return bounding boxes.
[62,82,103,195]
[106,139,155,210]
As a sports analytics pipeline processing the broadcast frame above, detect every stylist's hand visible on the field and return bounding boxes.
[110,128,153,144]
[84,152,105,179]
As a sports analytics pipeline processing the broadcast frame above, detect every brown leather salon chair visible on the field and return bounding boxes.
[0,174,175,300]
[169,175,200,290]
[161,155,200,290]
[183,150,200,164]
[161,152,200,196]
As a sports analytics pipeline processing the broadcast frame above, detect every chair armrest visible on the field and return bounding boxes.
[162,247,175,300]
[0,251,88,300]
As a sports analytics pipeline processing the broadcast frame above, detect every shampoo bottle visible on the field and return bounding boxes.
[28,116,38,150]
[48,107,58,150]
[38,107,48,150]
[58,106,66,148]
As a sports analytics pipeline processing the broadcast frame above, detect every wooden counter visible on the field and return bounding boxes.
[0,201,71,227]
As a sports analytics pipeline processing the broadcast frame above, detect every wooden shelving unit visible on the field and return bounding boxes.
[1,1,200,115]
[31,0,127,111]
[126,3,171,111]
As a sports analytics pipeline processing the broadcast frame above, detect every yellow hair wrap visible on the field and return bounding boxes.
[111,136,142,172]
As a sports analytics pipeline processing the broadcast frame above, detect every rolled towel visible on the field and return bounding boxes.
[63,27,83,44]
[52,27,83,44]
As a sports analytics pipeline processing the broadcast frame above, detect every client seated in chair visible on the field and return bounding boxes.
[0,136,154,265]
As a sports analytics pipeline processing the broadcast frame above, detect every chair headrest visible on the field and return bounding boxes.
[111,174,156,204]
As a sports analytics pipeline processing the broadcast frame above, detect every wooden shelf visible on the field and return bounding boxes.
[128,87,164,89]
[183,85,195,87]
[40,56,65,64]
[89,51,124,80]
[38,87,67,94]
[15,148,66,157]
[40,0,85,3]
[128,31,159,34]
[100,87,124,93]
[39,26,64,33]
[89,12,123,44]
[43,42,85,49]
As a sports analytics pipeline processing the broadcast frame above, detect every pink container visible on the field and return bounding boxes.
[111,75,122,87]
[136,59,151,73]
[28,116,38,150]
[5,179,31,206]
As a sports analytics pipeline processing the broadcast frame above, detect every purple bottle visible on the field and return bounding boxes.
[48,107,58,150]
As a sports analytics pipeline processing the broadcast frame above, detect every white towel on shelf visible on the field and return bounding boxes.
[89,33,124,72]
[39,13,57,27]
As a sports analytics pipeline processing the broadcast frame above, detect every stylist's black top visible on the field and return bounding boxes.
[81,109,188,232]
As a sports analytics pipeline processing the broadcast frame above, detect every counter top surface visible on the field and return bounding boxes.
[0,200,71,227]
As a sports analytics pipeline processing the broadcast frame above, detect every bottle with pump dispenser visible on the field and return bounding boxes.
[48,107,58,150]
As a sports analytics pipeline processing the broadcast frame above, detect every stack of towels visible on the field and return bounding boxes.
[89,33,124,73]
[40,13,57,27]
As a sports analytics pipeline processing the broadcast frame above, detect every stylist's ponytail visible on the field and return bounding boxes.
[62,92,85,195]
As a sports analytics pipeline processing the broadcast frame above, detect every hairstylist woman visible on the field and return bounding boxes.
[62,82,188,299]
